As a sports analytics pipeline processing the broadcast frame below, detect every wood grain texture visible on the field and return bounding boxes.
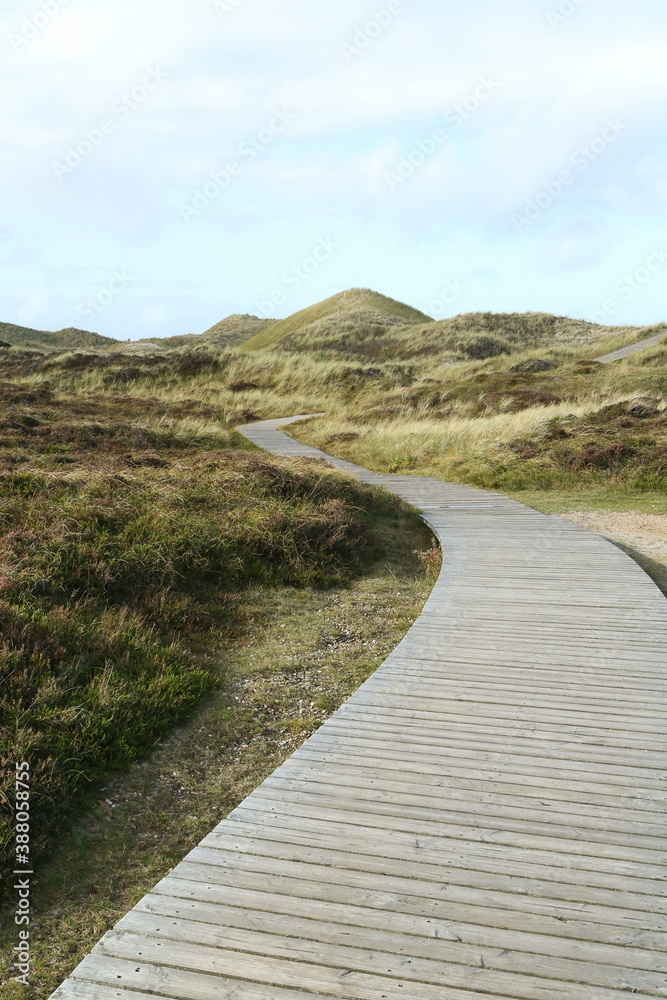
[50,415,667,1000]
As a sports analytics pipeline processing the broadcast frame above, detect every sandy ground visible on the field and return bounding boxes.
[560,510,667,594]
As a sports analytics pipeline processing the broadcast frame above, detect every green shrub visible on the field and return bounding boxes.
[460,334,513,360]
[0,454,400,882]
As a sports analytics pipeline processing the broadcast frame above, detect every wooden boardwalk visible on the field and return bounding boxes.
[52,415,667,1000]
[595,330,667,363]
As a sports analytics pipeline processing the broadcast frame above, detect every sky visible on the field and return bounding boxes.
[1,0,666,340]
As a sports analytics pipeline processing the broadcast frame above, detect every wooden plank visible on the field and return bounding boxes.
[49,415,667,1000]
[334,704,667,751]
[255,775,667,841]
[132,892,667,970]
[199,829,667,909]
[223,806,667,876]
[290,730,666,795]
[289,722,667,767]
[91,930,664,1000]
[339,691,667,734]
[112,909,667,991]
[171,855,667,934]
[305,725,667,775]
[285,746,667,813]
[146,877,667,950]
[265,766,667,830]
[332,704,667,753]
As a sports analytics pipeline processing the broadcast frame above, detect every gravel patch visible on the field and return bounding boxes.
[560,510,667,593]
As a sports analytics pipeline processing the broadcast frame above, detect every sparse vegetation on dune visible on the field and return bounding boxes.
[275,311,644,362]
[131,314,276,352]
[199,313,277,345]
[2,287,667,997]
[0,346,417,890]
[0,322,116,355]
[241,287,434,352]
[0,312,272,359]
[5,294,667,505]
[0,506,435,1000]
[286,343,667,503]
[295,391,667,493]
[4,292,667,505]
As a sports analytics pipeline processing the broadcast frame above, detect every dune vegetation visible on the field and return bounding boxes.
[4,292,666,514]
[9,295,663,507]
[290,346,667,500]
[0,322,115,354]
[241,288,433,351]
[2,288,666,977]
[0,355,425,893]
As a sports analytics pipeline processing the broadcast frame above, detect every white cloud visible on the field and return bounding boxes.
[140,305,169,325]
[17,290,52,327]
[36,9,103,59]
[1,0,666,335]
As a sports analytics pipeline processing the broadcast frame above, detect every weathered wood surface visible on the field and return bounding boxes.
[52,415,667,1000]
[595,329,667,362]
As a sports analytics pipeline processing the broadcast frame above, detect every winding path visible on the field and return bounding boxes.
[52,416,667,1000]
[595,329,667,363]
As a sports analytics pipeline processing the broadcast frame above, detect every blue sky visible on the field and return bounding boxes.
[1,0,666,339]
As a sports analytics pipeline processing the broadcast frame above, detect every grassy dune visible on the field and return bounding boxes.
[8,301,666,506]
[0,323,115,353]
[277,311,644,361]
[241,288,433,351]
[0,504,435,1000]
[2,289,667,910]
[2,290,667,998]
[290,345,667,504]
[0,354,416,891]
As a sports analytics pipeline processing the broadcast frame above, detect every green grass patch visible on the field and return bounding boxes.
[509,488,667,515]
[241,288,433,351]
[0,424,409,892]
[0,322,115,354]
[0,506,436,1000]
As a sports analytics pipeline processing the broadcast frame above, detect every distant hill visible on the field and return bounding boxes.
[201,314,276,346]
[0,321,117,353]
[0,313,273,357]
[1,294,653,362]
[241,289,433,352]
[243,301,649,361]
[131,314,275,353]
[374,311,653,360]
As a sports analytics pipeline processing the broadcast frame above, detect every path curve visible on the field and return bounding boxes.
[595,329,667,363]
[52,416,667,1000]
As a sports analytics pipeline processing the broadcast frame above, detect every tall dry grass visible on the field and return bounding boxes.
[296,398,617,471]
